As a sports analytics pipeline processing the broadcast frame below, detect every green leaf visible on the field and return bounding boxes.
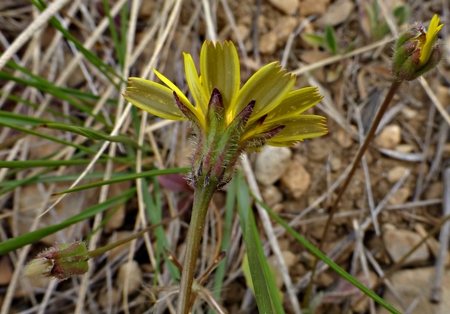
[301,34,326,47]
[0,188,136,255]
[0,171,128,187]
[40,123,141,149]
[0,159,111,168]
[54,168,189,195]
[324,25,338,55]
[236,174,285,314]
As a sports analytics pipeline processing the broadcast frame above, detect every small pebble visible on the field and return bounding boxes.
[299,0,330,16]
[273,16,298,42]
[280,158,311,198]
[401,107,418,120]
[387,166,408,183]
[387,187,411,205]
[259,31,278,54]
[269,0,299,15]
[261,185,283,207]
[116,261,142,294]
[395,144,414,153]
[330,157,342,172]
[254,146,292,186]
[382,226,429,265]
[374,124,401,149]
[335,127,354,148]
[316,0,354,26]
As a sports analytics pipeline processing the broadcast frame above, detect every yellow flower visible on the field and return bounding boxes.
[419,14,444,67]
[124,41,327,147]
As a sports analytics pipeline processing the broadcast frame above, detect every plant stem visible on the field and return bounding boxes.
[305,79,403,305]
[177,182,217,314]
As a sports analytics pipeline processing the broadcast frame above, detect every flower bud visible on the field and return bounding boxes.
[24,241,89,280]
[392,15,444,81]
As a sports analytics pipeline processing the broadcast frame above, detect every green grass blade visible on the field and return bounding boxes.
[236,174,285,314]
[0,92,82,124]
[0,159,112,168]
[0,121,128,161]
[54,168,190,195]
[211,177,237,307]
[31,0,123,85]
[0,110,54,126]
[0,171,128,187]
[102,0,124,67]
[0,69,107,125]
[142,177,180,280]
[0,188,136,255]
[40,123,141,149]
[0,169,51,196]
[255,197,401,314]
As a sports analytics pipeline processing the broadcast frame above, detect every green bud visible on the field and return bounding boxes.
[24,241,89,280]
[392,15,444,81]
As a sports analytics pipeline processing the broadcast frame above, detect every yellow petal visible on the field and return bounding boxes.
[124,78,187,120]
[266,115,328,144]
[153,69,206,128]
[184,53,209,115]
[235,62,296,124]
[420,14,444,66]
[200,41,240,120]
[265,87,323,123]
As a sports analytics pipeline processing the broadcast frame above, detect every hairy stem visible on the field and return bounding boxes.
[177,183,216,314]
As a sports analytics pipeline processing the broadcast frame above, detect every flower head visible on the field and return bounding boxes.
[392,14,444,81]
[24,241,89,280]
[124,41,327,188]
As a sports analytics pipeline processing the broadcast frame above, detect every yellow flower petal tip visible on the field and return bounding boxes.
[420,14,444,66]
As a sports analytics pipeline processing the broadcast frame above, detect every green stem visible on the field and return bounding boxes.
[177,182,217,314]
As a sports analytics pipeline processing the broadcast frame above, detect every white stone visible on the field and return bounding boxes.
[382,227,429,265]
[254,146,292,185]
